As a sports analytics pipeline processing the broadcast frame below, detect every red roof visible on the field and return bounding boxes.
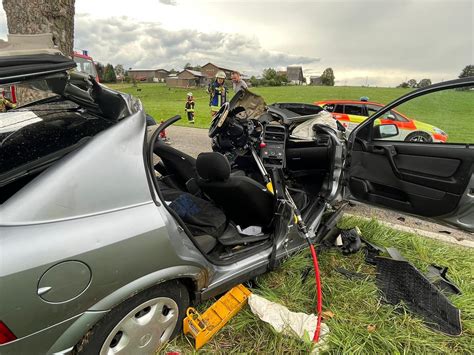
[73,51,94,61]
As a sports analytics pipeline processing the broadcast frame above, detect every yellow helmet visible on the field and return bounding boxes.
[215,71,226,79]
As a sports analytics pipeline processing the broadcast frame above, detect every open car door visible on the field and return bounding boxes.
[346,78,474,232]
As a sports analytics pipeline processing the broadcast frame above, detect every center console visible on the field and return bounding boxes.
[260,124,287,168]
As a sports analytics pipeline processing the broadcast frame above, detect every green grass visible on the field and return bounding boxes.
[160,217,474,354]
[108,83,473,143]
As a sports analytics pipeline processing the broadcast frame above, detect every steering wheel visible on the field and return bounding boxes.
[208,102,230,138]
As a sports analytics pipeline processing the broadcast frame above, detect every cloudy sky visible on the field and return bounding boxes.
[0,0,472,86]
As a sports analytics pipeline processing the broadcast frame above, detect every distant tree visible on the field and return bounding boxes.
[261,68,287,86]
[250,75,259,87]
[407,79,417,88]
[103,64,117,83]
[458,65,474,90]
[417,78,432,88]
[397,81,409,88]
[263,68,277,81]
[193,65,202,71]
[321,68,335,86]
[184,62,192,69]
[459,65,474,78]
[95,62,105,82]
[278,72,288,84]
[123,72,131,83]
[114,64,125,79]
[169,68,178,74]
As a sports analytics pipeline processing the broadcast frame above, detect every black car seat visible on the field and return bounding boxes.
[157,180,226,253]
[196,152,275,229]
[153,139,197,190]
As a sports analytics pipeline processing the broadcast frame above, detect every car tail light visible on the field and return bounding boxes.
[0,321,16,345]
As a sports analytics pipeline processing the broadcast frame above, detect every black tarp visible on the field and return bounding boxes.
[159,181,227,238]
[0,54,75,84]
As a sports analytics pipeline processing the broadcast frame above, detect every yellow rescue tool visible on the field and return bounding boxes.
[183,284,252,350]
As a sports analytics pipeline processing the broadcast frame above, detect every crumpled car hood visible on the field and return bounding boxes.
[229,88,267,119]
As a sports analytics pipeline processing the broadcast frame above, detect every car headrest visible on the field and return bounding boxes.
[196,152,231,181]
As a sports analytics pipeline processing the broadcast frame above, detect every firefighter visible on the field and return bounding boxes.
[0,96,16,112]
[207,71,227,116]
[185,92,195,124]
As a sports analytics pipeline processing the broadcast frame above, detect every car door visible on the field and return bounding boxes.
[346,77,474,232]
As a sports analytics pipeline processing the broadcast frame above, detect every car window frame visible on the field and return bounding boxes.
[334,104,344,114]
[343,103,366,116]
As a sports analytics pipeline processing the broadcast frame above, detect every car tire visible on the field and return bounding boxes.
[73,280,189,355]
[404,131,433,143]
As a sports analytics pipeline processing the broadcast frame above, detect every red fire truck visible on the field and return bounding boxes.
[73,50,100,82]
[1,85,16,104]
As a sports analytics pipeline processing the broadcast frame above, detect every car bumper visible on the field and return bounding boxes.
[0,311,108,354]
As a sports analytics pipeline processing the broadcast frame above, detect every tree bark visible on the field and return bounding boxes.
[2,0,75,57]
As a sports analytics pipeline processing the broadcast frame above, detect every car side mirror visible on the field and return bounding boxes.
[374,124,399,139]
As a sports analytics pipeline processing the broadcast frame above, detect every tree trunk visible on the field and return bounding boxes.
[2,0,75,57]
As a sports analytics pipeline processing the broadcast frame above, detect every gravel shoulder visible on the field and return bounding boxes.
[164,125,473,244]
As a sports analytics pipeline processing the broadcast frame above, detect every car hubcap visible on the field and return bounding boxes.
[100,297,179,354]
[409,135,427,142]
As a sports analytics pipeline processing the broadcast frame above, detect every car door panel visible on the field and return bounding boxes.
[361,141,472,194]
[394,154,460,178]
[346,78,474,231]
[349,147,469,217]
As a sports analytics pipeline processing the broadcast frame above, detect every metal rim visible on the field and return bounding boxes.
[100,297,179,354]
[408,133,430,142]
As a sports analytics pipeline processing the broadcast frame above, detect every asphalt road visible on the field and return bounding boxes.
[165,125,473,245]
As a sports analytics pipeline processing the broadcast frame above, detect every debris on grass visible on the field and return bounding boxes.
[248,293,329,349]
[367,324,377,333]
[163,217,473,353]
[321,310,335,320]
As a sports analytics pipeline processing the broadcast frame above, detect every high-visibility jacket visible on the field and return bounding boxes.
[0,97,16,112]
[185,99,195,113]
[208,81,227,111]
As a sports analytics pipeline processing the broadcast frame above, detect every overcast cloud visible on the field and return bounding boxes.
[73,14,320,74]
[1,0,472,86]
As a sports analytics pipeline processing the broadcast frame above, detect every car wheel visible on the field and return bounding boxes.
[404,131,433,143]
[74,280,189,355]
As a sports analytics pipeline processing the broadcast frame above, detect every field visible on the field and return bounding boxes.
[108,83,473,143]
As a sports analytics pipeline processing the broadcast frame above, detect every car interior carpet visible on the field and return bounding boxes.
[334,233,462,335]
[375,256,462,336]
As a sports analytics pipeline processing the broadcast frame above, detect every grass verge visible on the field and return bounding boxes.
[163,216,474,354]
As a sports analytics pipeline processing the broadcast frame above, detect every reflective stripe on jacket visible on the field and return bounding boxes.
[208,81,227,110]
[185,100,195,113]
